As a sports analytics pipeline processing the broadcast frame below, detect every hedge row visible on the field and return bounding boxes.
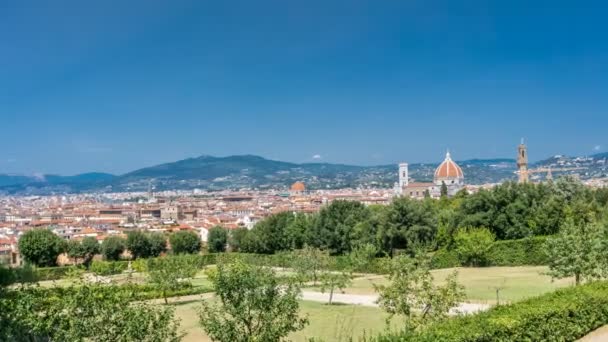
[430,236,550,269]
[373,281,608,342]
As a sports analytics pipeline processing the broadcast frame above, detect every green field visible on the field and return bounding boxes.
[177,299,402,342]
[317,266,574,304]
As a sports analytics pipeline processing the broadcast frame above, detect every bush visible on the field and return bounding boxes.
[89,260,129,276]
[486,236,550,266]
[35,266,73,281]
[372,281,608,341]
[430,249,461,269]
[453,227,495,266]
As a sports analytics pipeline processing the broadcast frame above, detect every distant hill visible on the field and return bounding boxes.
[0,152,605,195]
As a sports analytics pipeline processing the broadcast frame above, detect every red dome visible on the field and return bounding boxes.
[434,152,464,180]
[290,181,306,192]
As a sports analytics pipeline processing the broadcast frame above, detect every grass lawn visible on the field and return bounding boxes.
[328,266,574,304]
[175,299,403,342]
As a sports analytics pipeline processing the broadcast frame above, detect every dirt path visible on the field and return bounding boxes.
[300,291,490,315]
[578,325,608,341]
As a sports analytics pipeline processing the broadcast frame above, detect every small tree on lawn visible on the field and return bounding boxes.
[207,226,228,253]
[546,219,605,285]
[199,258,308,342]
[147,255,199,304]
[375,253,465,330]
[319,270,351,305]
[453,227,495,266]
[170,230,201,255]
[290,246,330,285]
[101,236,126,261]
[19,228,67,267]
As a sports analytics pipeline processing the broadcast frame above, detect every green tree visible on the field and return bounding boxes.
[290,246,330,285]
[208,226,228,253]
[310,200,370,254]
[546,219,605,285]
[381,197,437,255]
[245,212,296,254]
[66,239,85,264]
[148,233,168,257]
[101,236,126,261]
[18,228,66,267]
[228,227,249,252]
[440,181,448,197]
[453,227,495,266]
[170,230,201,255]
[348,243,378,273]
[147,255,199,304]
[375,254,465,329]
[127,231,152,259]
[80,236,101,267]
[319,270,351,305]
[199,259,308,342]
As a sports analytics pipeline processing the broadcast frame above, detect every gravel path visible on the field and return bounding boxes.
[578,326,608,342]
[300,291,490,315]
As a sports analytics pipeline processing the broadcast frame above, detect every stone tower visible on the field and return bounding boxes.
[517,139,529,183]
[399,163,409,188]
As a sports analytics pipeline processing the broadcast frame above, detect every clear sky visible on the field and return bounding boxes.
[1,0,607,175]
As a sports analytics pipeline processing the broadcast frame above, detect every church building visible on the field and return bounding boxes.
[397,151,465,199]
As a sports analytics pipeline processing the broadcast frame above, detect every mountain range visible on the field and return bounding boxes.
[1,152,607,195]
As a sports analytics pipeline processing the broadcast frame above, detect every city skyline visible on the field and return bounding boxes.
[2,0,608,174]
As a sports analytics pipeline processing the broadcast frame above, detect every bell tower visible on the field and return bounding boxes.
[517,139,529,183]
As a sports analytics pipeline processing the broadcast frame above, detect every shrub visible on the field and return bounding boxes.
[372,281,608,341]
[453,227,495,266]
[89,260,128,276]
[487,236,549,266]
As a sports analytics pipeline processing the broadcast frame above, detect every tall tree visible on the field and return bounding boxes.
[126,231,152,259]
[310,200,370,254]
[101,236,126,261]
[199,259,308,342]
[18,229,66,267]
[208,226,228,253]
[169,230,201,255]
[80,236,101,268]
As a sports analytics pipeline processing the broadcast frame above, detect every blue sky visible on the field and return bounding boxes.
[1,0,607,175]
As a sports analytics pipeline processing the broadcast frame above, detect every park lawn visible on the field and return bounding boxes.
[319,266,574,304]
[176,299,403,342]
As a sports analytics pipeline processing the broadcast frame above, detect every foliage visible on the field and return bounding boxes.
[90,260,129,276]
[291,246,331,285]
[372,281,608,342]
[170,230,201,255]
[148,232,168,257]
[18,228,66,267]
[102,235,126,261]
[381,197,437,255]
[228,227,249,252]
[453,227,495,266]
[348,243,379,272]
[241,212,296,254]
[199,258,308,342]
[545,219,606,285]
[127,231,167,259]
[486,236,549,266]
[147,255,199,304]
[375,254,465,330]
[310,200,371,254]
[208,226,229,253]
[319,270,352,305]
[0,284,182,342]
